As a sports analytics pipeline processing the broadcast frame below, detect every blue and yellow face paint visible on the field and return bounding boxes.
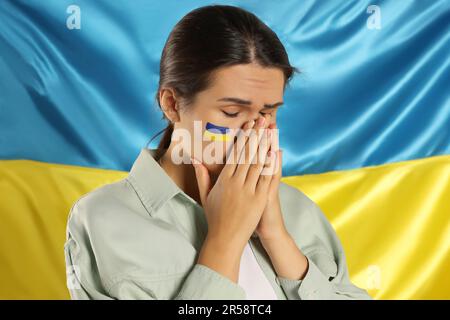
[203,122,231,142]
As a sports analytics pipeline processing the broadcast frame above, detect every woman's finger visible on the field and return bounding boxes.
[255,149,275,195]
[221,119,255,177]
[233,116,266,182]
[246,127,272,190]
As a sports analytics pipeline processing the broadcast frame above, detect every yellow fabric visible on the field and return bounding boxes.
[0,155,449,299]
[283,154,450,300]
[0,160,127,299]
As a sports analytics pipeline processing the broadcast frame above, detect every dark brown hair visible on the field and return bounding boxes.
[146,5,299,157]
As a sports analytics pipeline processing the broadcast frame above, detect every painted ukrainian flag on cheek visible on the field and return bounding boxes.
[203,122,231,142]
[0,1,449,300]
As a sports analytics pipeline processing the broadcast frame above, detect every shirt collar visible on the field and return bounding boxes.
[127,148,189,217]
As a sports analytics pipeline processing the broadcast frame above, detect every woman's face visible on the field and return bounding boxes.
[173,63,285,175]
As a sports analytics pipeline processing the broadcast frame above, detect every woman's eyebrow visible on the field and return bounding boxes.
[217,97,283,109]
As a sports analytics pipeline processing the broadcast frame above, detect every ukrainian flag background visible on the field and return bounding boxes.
[1,0,449,299]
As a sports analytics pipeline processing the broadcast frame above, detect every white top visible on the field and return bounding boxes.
[238,241,278,300]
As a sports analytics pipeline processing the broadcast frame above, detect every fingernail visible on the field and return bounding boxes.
[258,117,265,126]
[248,120,255,127]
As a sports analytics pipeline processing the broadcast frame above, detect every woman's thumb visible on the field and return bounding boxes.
[190,156,211,206]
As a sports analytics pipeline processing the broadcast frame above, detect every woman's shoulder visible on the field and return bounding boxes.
[278,181,339,254]
[278,181,319,214]
[278,180,332,225]
[66,177,150,234]
[70,177,130,211]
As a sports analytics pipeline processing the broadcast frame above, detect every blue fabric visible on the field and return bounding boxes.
[1,0,449,176]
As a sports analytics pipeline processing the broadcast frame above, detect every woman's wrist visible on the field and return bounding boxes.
[259,230,309,281]
[197,234,245,283]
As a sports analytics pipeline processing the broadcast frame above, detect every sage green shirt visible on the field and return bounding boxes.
[64,148,372,300]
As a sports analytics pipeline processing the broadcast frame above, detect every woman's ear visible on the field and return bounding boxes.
[159,88,181,123]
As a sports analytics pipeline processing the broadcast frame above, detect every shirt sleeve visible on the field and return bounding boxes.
[106,264,247,300]
[174,264,247,300]
[275,197,373,300]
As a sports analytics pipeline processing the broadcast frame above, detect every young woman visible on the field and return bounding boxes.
[64,5,372,300]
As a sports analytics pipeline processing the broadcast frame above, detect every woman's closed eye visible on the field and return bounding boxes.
[222,110,239,118]
[222,110,273,118]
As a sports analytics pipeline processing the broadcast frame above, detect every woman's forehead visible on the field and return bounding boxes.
[202,65,285,105]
